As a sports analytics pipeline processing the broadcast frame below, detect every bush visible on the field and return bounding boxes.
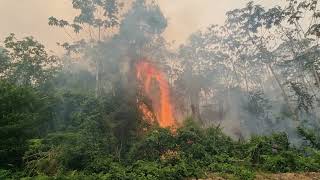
[0,81,54,168]
[0,169,12,179]
[261,150,320,172]
[208,163,255,180]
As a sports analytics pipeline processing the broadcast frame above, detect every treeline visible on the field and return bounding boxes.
[174,0,320,136]
[0,77,320,179]
[0,36,319,178]
[1,0,320,179]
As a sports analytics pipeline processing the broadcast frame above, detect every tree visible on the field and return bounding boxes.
[49,0,123,97]
[176,28,229,124]
[48,0,121,42]
[49,0,168,98]
[0,47,10,78]
[0,81,53,168]
[229,1,320,125]
[0,34,60,87]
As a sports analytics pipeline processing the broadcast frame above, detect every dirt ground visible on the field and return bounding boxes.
[255,172,320,180]
[199,172,320,180]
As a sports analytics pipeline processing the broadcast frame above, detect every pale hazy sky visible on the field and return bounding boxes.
[0,0,280,54]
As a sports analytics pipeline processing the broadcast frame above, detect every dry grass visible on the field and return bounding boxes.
[255,172,320,180]
[199,172,320,180]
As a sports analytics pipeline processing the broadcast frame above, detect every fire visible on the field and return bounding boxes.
[136,59,177,128]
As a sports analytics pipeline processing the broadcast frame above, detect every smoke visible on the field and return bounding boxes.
[2,0,313,143]
[0,0,280,52]
[88,0,168,94]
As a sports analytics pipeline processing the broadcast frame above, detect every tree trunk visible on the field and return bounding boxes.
[95,61,99,98]
[267,64,299,123]
[313,63,320,89]
[190,89,203,124]
[95,60,102,98]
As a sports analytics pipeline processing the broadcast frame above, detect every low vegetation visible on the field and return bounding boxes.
[1,0,320,179]
[0,80,319,180]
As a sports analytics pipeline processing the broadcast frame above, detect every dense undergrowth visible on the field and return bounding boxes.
[2,0,320,179]
[1,81,320,180]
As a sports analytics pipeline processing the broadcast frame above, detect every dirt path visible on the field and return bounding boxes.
[256,172,320,180]
[200,172,320,180]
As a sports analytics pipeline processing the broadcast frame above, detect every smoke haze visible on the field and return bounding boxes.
[0,0,280,53]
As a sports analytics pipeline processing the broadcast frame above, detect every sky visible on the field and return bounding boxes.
[0,0,280,54]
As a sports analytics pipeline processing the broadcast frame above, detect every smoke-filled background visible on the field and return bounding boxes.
[0,0,278,53]
[1,0,319,139]
[1,0,320,179]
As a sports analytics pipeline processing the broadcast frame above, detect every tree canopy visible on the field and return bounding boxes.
[1,0,320,179]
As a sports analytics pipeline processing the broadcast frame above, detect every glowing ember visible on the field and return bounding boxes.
[136,59,177,128]
[138,102,156,124]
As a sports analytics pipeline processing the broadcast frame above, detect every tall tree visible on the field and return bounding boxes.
[0,34,60,87]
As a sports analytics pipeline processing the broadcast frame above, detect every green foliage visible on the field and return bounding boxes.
[3,1,320,179]
[291,82,315,113]
[298,127,320,149]
[1,76,320,179]
[209,163,255,180]
[247,133,290,165]
[52,69,96,94]
[49,0,121,32]
[0,169,12,179]
[1,34,60,87]
[2,85,320,179]
[22,93,118,175]
[0,47,10,77]
[129,128,176,162]
[0,81,53,168]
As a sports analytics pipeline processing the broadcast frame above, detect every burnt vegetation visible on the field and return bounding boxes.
[1,0,320,179]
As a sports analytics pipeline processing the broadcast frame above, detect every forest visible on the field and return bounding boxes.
[1,0,320,179]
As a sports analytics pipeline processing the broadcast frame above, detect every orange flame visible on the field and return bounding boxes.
[136,59,176,128]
